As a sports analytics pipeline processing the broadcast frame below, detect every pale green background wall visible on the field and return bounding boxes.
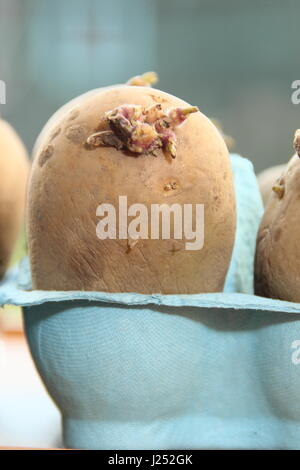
[0,0,299,172]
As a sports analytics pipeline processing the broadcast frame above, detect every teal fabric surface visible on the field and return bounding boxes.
[224,154,264,293]
[1,155,300,450]
[22,301,300,450]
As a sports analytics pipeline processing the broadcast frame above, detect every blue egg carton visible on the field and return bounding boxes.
[1,155,300,450]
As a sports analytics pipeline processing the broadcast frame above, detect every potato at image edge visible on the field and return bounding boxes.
[0,120,29,279]
[255,153,300,302]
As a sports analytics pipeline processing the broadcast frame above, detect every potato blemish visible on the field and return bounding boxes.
[39,144,54,167]
[50,127,61,141]
[68,109,80,121]
[66,124,88,144]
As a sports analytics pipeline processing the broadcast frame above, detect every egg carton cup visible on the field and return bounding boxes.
[2,155,300,450]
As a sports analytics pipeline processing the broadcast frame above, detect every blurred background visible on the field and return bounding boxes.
[0,0,300,449]
[1,0,300,171]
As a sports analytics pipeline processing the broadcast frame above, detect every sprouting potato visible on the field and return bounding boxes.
[255,130,300,302]
[28,74,236,294]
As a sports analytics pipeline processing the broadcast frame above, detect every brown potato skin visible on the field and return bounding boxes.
[0,120,29,278]
[28,86,236,294]
[255,155,300,301]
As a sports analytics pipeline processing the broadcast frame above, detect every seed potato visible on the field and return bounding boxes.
[28,84,236,294]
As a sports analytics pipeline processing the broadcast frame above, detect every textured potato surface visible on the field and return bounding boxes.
[257,163,286,206]
[255,155,300,301]
[28,86,236,293]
